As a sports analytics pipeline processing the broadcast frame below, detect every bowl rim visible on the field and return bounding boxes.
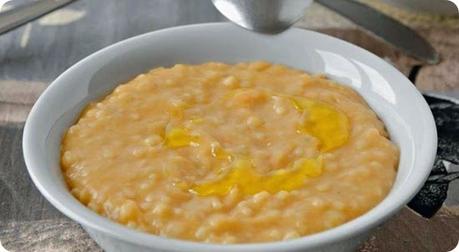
[23,22,437,251]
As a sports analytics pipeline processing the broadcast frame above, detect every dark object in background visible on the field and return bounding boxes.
[408,160,449,218]
[407,95,459,218]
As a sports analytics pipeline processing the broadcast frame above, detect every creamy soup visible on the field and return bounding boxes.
[61,62,399,243]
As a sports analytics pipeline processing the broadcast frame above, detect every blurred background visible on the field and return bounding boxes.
[0,1,458,251]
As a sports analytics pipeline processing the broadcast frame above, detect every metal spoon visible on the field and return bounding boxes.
[0,0,77,36]
[212,0,440,64]
[211,0,313,34]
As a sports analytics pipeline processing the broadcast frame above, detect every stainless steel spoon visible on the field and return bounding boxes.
[0,0,77,36]
[211,0,313,34]
[212,0,440,64]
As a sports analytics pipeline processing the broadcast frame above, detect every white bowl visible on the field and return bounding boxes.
[23,23,437,252]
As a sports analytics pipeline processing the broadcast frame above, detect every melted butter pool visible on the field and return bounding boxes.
[191,157,323,196]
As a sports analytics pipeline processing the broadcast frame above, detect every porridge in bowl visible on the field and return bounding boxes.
[61,62,399,243]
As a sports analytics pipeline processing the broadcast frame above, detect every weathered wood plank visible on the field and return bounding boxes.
[0,0,223,84]
[416,29,459,92]
[0,80,46,124]
[0,124,64,222]
[360,207,459,252]
[1,219,101,252]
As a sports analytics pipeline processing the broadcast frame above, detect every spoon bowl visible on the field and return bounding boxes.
[211,0,313,33]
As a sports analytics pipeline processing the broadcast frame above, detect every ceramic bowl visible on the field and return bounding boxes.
[23,23,437,252]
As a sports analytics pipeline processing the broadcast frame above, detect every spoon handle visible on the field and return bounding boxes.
[316,0,439,65]
[0,0,77,36]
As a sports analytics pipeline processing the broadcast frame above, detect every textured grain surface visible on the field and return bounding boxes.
[0,0,458,251]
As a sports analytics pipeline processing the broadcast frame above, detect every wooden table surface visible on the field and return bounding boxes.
[0,1,458,251]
